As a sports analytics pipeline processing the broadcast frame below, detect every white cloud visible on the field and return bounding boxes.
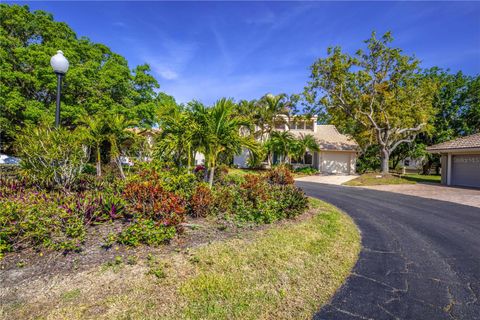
[158,69,178,80]
[128,29,197,81]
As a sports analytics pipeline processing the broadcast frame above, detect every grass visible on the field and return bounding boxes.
[402,173,441,184]
[344,172,441,186]
[2,198,360,320]
[344,172,415,186]
[228,168,263,177]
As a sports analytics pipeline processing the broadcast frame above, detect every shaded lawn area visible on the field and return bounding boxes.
[344,173,441,186]
[402,173,441,184]
[1,198,360,320]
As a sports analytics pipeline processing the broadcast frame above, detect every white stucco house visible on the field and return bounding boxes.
[427,133,480,188]
[234,116,359,174]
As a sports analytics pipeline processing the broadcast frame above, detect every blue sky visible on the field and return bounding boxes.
[9,1,480,105]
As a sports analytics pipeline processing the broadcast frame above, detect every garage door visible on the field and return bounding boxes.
[452,154,480,188]
[321,152,351,174]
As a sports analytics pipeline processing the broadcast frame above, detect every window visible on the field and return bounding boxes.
[305,121,314,130]
[275,121,285,130]
[305,152,313,165]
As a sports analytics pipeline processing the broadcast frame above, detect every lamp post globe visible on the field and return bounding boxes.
[50,50,69,127]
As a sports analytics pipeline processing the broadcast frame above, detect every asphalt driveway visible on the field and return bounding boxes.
[296,182,480,320]
[363,183,480,208]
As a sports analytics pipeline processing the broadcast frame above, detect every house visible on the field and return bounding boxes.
[234,116,359,174]
[427,133,480,188]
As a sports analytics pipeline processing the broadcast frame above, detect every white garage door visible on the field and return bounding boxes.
[452,154,480,188]
[321,152,351,174]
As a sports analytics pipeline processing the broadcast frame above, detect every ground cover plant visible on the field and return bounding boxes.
[0,165,308,259]
[0,198,361,320]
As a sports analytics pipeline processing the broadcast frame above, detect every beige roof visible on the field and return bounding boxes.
[427,133,480,152]
[290,125,359,151]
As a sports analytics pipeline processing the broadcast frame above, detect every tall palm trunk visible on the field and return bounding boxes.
[208,165,215,187]
[95,145,102,177]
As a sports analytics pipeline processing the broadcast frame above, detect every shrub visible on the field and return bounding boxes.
[264,165,294,185]
[214,164,229,183]
[240,174,268,204]
[15,126,88,190]
[0,192,87,253]
[135,168,197,199]
[211,172,308,224]
[270,185,309,219]
[123,180,186,226]
[190,183,214,217]
[117,219,176,246]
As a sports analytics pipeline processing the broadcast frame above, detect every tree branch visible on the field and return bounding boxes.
[394,123,426,136]
[389,135,416,153]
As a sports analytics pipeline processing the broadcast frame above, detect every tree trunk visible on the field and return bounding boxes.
[187,145,192,172]
[208,166,215,187]
[380,148,389,174]
[96,146,102,177]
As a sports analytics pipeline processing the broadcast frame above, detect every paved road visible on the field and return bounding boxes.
[296,182,480,320]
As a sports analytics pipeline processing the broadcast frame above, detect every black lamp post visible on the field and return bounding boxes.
[50,50,69,127]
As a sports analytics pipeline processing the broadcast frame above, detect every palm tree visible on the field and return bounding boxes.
[193,98,258,187]
[292,134,320,164]
[266,131,295,164]
[105,114,136,179]
[77,114,106,177]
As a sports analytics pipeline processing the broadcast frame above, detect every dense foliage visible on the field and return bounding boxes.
[0,165,308,258]
[0,4,160,154]
[304,32,479,173]
[305,32,437,173]
[15,126,88,189]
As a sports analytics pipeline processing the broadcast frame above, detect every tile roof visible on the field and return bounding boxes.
[290,125,359,151]
[427,133,480,152]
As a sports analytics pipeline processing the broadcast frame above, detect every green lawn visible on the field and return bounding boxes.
[4,198,360,320]
[228,168,263,177]
[402,174,441,184]
[344,172,441,186]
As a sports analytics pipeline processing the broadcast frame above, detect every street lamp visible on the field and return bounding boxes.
[50,50,69,127]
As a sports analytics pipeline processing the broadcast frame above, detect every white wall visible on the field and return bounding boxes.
[194,152,205,165]
[319,151,356,174]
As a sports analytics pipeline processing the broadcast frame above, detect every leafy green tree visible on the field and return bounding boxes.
[194,98,258,187]
[0,4,160,153]
[290,134,320,164]
[104,114,135,179]
[155,101,200,169]
[76,114,106,177]
[266,131,295,164]
[305,32,437,173]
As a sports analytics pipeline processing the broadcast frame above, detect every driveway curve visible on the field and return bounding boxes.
[296,182,480,320]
